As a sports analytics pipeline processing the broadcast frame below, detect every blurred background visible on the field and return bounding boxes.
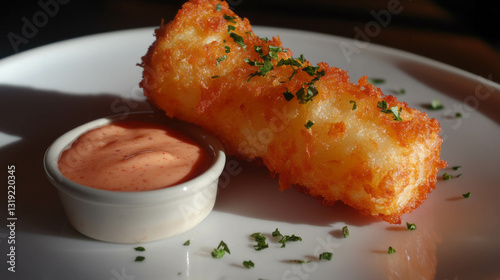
[1,0,499,80]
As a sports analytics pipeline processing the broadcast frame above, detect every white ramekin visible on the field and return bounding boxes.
[44,112,225,244]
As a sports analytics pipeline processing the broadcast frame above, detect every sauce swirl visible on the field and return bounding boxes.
[58,120,212,191]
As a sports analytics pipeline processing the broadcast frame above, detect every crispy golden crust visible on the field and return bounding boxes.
[140,0,446,223]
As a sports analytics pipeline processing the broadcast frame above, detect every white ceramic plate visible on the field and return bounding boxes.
[1,26,499,280]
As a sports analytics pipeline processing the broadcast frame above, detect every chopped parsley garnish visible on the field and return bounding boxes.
[216,3,222,11]
[250,232,269,251]
[245,45,287,81]
[183,240,190,246]
[272,228,302,248]
[225,24,246,51]
[297,54,306,63]
[390,106,403,121]
[276,57,303,81]
[276,57,302,67]
[245,46,322,102]
[216,55,227,66]
[423,99,444,110]
[224,45,231,53]
[462,192,471,198]
[296,83,319,104]
[455,112,462,118]
[302,65,321,76]
[319,252,333,261]
[377,100,389,112]
[229,32,246,50]
[134,246,145,252]
[243,260,255,269]
[367,78,386,85]
[245,60,273,81]
[406,222,417,231]
[452,166,462,171]
[305,120,314,129]
[223,14,237,24]
[211,75,220,79]
[283,89,294,101]
[268,45,285,59]
[377,100,403,121]
[350,100,357,110]
[135,256,145,262]
[388,247,396,254]
[211,240,231,259]
[342,226,349,238]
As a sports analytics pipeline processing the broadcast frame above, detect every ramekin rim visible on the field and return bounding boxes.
[43,111,226,205]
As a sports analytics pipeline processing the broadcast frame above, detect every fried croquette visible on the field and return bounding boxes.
[140,0,447,223]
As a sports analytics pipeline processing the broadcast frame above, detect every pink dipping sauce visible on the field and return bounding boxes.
[58,120,212,191]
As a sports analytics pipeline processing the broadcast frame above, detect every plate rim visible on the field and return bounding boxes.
[1,25,499,92]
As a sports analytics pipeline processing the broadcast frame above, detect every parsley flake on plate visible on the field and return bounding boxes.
[367,78,386,85]
[406,222,417,231]
[462,192,471,198]
[422,99,444,110]
[250,232,269,251]
[443,172,462,180]
[342,226,349,238]
[289,259,311,264]
[243,260,255,269]
[135,256,145,262]
[389,88,406,95]
[319,252,333,261]
[388,246,396,254]
[272,228,302,248]
[211,240,231,259]
[134,246,145,252]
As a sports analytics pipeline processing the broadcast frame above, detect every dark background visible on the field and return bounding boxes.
[1,0,499,80]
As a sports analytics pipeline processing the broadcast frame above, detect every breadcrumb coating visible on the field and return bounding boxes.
[140,0,446,223]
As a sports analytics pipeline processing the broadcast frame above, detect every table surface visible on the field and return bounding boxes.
[1,0,500,82]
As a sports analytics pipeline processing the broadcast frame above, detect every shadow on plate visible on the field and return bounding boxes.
[214,158,379,227]
[0,85,152,241]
